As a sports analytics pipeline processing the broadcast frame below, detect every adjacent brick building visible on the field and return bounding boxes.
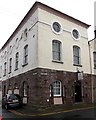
[0,2,96,106]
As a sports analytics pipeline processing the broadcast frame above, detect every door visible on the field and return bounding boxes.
[22,81,29,104]
[74,81,82,102]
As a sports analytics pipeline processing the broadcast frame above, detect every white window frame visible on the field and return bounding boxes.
[73,45,80,65]
[24,28,28,41]
[71,28,80,41]
[53,80,61,96]
[51,21,62,35]
[15,52,19,70]
[9,58,12,73]
[23,45,28,65]
[52,40,62,62]
[4,62,7,76]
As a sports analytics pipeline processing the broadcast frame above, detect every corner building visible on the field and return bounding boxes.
[0,2,95,106]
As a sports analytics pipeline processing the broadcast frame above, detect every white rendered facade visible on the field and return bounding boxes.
[0,2,91,81]
[0,2,96,106]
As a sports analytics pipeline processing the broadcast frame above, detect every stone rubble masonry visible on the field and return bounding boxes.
[2,67,96,106]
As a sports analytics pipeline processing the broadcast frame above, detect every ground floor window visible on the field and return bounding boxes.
[53,80,61,96]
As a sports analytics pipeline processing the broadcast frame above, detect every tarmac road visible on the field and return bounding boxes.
[2,108,22,119]
[2,107,96,120]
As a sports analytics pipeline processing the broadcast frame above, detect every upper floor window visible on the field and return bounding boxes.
[73,46,80,65]
[0,66,2,78]
[15,38,19,49]
[23,45,28,65]
[72,29,80,40]
[24,28,28,40]
[53,80,61,96]
[52,21,62,34]
[93,52,96,69]
[4,51,7,59]
[52,40,61,62]
[9,45,12,55]
[15,52,19,70]
[9,58,12,73]
[4,62,7,76]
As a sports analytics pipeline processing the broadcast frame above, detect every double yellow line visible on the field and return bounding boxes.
[9,106,94,117]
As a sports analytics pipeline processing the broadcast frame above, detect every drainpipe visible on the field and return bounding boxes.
[88,41,94,103]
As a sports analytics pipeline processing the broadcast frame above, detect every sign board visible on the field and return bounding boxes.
[78,72,83,80]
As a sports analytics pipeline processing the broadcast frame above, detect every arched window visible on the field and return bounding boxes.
[73,46,80,65]
[23,45,28,65]
[52,40,61,61]
[4,62,7,76]
[24,28,28,40]
[53,80,61,96]
[15,52,19,70]
[9,58,12,73]
[23,82,29,97]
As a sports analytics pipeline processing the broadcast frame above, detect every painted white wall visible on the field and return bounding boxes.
[89,39,96,74]
[38,8,90,74]
[0,5,93,82]
[0,9,39,81]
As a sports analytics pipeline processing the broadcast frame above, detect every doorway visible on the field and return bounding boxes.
[74,81,82,102]
[22,81,29,104]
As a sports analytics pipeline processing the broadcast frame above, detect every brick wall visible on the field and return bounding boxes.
[2,68,96,106]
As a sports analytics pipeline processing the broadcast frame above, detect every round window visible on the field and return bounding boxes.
[52,22,62,34]
[72,29,80,40]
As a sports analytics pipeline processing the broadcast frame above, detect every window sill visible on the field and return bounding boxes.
[52,60,63,64]
[8,72,11,74]
[14,68,18,71]
[73,64,82,67]
[22,63,28,67]
[53,95,62,97]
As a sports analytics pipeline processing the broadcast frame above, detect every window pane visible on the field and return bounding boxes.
[73,46,80,65]
[53,22,61,33]
[72,29,79,39]
[4,62,7,76]
[9,58,12,73]
[15,53,19,69]
[52,40,61,61]
[53,81,61,96]
[94,52,96,68]
[24,45,28,64]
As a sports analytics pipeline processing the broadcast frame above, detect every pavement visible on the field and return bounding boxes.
[8,103,96,117]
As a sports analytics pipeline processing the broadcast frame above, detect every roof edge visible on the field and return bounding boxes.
[0,1,91,52]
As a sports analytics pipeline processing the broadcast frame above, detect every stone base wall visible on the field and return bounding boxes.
[2,68,96,106]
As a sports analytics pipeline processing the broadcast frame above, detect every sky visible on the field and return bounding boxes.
[0,0,95,49]
[95,1,96,28]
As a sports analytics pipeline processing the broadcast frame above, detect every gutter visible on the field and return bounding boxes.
[88,40,94,103]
